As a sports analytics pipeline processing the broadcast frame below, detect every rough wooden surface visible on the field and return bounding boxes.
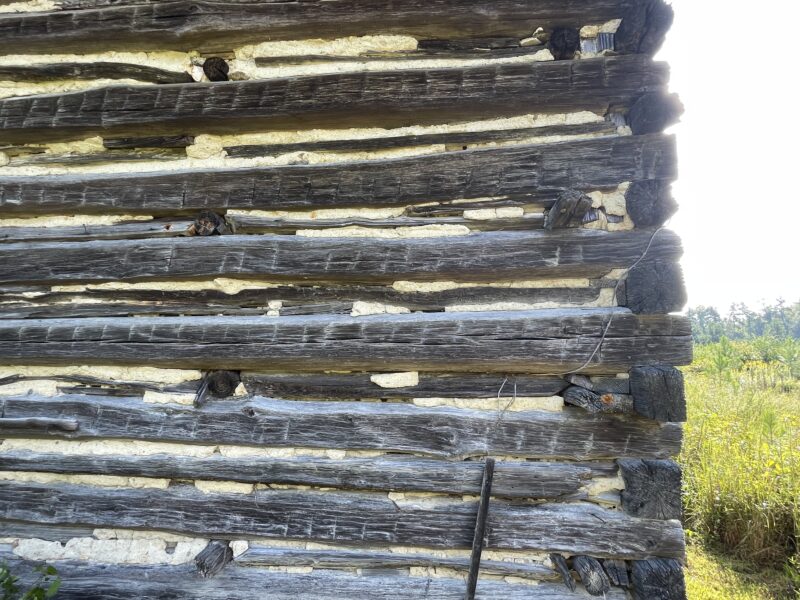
[0,451,613,499]
[0,56,667,143]
[2,556,627,600]
[195,541,233,578]
[0,134,677,215]
[0,63,193,84]
[0,0,652,54]
[0,229,684,285]
[550,554,577,592]
[630,558,687,600]
[621,258,687,315]
[618,459,682,520]
[0,395,683,460]
[572,556,611,596]
[625,180,677,228]
[0,481,686,558]
[629,365,686,422]
[0,218,193,244]
[0,310,693,371]
[562,386,634,415]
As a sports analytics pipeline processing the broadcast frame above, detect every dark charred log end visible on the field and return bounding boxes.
[195,540,233,578]
[628,92,684,135]
[573,556,611,595]
[203,57,230,82]
[544,189,593,230]
[194,211,226,236]
[616,0,675,55]
[630,365,687,423]
[207,370,241,398]
[625,180,678,228]
[624,259,687,315]
[631,558,686,600]
[549,553,577,592]
[618,458,682,520]
[548,28,580,60]
[603,559,631,588]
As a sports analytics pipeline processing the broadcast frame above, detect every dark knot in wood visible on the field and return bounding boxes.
[207,370,241,398]
[548,28,580,60]
[192,211,226,236]
[203,57,230,82]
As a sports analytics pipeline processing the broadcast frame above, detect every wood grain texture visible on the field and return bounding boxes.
[0,56,668,142]
[630,559,686,600]
[0,451,613,499]
[0,309,693,371]
[0,481,686,558]
[0,63,193,84]
[618,459,682,520]
[2,556,626,600]
[629,365,686,422]
[0,134,676,215]
[0,229,684,285]
[0,218,193,244]
[0,0,643,54]
[0,395,683,460]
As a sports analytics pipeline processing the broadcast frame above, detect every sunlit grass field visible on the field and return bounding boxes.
[680,338,800,598]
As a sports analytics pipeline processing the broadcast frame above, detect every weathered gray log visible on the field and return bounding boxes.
[237,546,557,581]
[564,375,631,395]
[615,0,674,55]
[103,135,195,149]
[0,134,676,215]
[0,521,95,542]
[195,541,233,578]
[627,92,684,135]
[0,451,612,499]
[572,556,611,596]
[550,554,577,592]
[603,559,630,588]
[625,180,677,228]
[0,218,193,244]
[618,459,682,520]
[0,0,663,55]
[620,259,687,315]
[544,190,593,230]
[630,559,686,600]
[466,458,495,600]
[0,310,693,372]
[6,148,185,167]
[0,395,683,460]
[0,481,686,558]
[629,365,686,422]
[0,417,78,431]
[1,556,627,600]
[242,372,568,400]
[0,229,683,285]
[223,121,617,157]
[0,56,668,143]
[562,386,634,414]
[0,63,192,84]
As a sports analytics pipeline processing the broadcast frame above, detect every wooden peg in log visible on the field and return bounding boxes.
[195,540,233,578]
[189,211,229,237]
[562,386,633,414]
[194,370,241,407]
[618,458,682,520]
[202,58,230,82]
[548,28,580,60]
[603,559,630,588]
[617,259,687,315]
[0,417,78,432]
[629,365,686,422]
[573,556,611,596]
[549,554,576,592]
[544,190,593,230]
[630,558,686,600]
[628,92,684,135]
[625,180,677,228]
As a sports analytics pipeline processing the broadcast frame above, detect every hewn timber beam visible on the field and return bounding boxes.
[1,555,628,600]
[0,395,683,459]
[0,481,686,558]
[0,56,667,143]
[0,0,668,55]
[0,309,693,371]
[0,63,193,84]
[0,229,683,285]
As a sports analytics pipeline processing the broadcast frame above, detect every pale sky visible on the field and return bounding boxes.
[656,1,800,312]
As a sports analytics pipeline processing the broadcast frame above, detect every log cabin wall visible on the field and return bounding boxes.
[0,1,690,598]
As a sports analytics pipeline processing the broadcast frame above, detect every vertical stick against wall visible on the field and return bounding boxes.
[465,457,495,600]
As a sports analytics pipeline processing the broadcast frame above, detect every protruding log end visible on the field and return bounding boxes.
[202,57,230,82]
[562,385,633,414]
[630,365,686,422]
[625,180,677,228]
[618,259,687,315]
[548,28,580,60]
[544,190,593,230]
[194,370,241,407]
[549,554,577,592]
[190,211,229,236]
[195,540,233,578]
[616,0,675,55]
[628,92,684,135]
[603,559,630,588]
[631,558,687,600]
[573,556,612,596]
[618,458,682,520]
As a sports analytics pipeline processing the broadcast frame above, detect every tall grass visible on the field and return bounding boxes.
[680,338,800,584]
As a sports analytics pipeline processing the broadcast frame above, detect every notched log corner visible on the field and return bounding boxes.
[573,556,611,596]
[629,365,686,422]
[628,92,684,135]
[617,258,687,315]
[616,0,675,55]
[194,370,241,407]
[195,540,233,578]
[625,180,677,228]
[631,558,686,600]
[618,458,682,521]
[543,190,593,230]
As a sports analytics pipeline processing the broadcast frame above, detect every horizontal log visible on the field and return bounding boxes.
[0,310,693,371]
[103,135,195,149]
[0,0,657,54]
[0,229,683,285]
[223,121,617,158]
[0,134,676,215]
[237,546,557,581]
[0,62,193,84]
[0,451,613,499]
[0,218,193,244]
[2,556,626,600]
[0,481,686,558]
[6,147,186,167]
[0,394,683,460]
[0,56,668,143]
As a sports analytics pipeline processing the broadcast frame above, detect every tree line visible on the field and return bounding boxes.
[687,300,800,344]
